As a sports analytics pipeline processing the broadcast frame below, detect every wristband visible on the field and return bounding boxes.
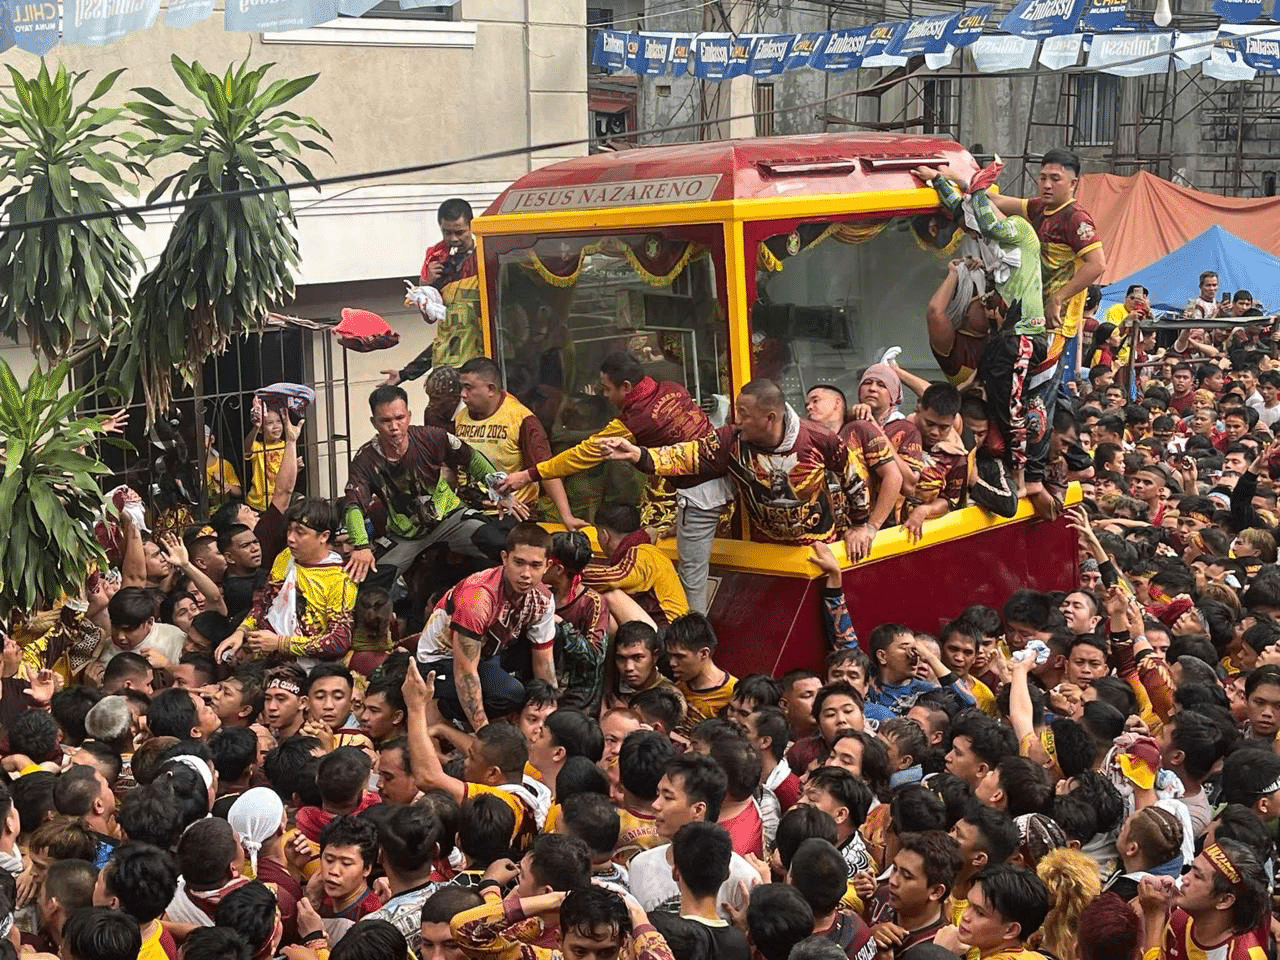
[478,878,503,894]
[301,931,327,944]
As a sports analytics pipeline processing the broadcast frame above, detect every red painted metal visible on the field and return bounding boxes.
[710,512,1080,678]
[483,133,978,211]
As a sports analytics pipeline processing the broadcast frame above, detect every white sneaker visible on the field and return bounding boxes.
[880,346,902,365]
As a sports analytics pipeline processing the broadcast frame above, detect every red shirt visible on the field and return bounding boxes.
[419,565,556,660]
[773,770,803,812]
[720,801,765,859]
[1170,390,1196,416]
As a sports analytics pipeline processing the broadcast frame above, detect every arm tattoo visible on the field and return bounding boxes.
[458,671,487,731]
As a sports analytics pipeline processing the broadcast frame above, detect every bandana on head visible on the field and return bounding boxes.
[1204,841,1241,885]
[860,363,903,411]
[264,677,301,697]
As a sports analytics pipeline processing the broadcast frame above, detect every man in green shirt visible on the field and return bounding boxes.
[343,385,501,583]
[912,164,1058,521]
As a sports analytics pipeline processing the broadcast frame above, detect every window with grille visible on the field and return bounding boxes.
[588,7,615,75]
[921,77,958,138]
[1072,74,1118,146]
[755,82,775,137]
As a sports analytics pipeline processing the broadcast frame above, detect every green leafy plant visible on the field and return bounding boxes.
[0,63,146,360]
[0,359,124,617]
[118,55,332,415]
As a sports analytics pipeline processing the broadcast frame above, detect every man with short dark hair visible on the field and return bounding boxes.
[904,382,970,542]
[383,196,482,383]
[1138,837,1268,960]
[501,351,727,613]
[584,504,689,628]
[343,385,499,584]
[989,148,1106,370]
[94,842,180,960]
[455,355,583,530]
[101,587,184,667]
[217,498,358,661]
[955,864,1050,960]
[875,831,963,959]
[54,765,118,868]
[414,522,557,729]
[668,821,751,959]
[628,753,760,916]
[28,858,96,955]
[62,906,142,960]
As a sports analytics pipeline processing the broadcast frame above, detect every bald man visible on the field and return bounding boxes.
[602,379,871,601]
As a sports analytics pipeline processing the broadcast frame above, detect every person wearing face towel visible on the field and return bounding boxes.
[229,787,304,943]
[853,362,925,510]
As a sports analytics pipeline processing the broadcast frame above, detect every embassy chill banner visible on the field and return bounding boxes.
[591,15,1279,80]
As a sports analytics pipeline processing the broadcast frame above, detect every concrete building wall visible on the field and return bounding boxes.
[0,2,589,498]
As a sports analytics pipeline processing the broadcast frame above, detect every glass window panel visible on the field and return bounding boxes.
[494,233,729,521]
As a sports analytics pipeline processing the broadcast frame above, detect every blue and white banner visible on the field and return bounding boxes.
[692,33,734,79]
[1087,30,1172,74]
[785,32,825,69]
[1039,32,1083,68]
[225,0,338,31]
[971,34,1039,70]
[669,34,695,76]
[747,34,792,76]
[1213,0,1264,23]
[1000,0,1087,38]
[727,35,754,77]
[338,0,379,15]
[591,29,629,72]
[863,21,909,66]
[163,0,213,27]
[1204,38,1257,76]
[812,26,871,71]
[947,5,993,47]
[1220,25,1280,70]
[887,12,955,56]
[11,0,61,52]
[1080,0,1129,32]
[62,0,161,45]
[627,32,672,75]
[1173,29,1217,66]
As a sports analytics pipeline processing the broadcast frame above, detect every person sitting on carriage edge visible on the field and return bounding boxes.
[599,378,874,564]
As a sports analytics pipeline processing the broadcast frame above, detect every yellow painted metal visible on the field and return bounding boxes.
[536,485,1084,580]
[472,187,941,237]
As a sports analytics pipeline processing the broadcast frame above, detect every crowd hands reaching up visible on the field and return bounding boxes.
[10,159,1280,960]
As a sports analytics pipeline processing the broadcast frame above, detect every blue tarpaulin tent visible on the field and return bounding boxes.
[1101,225,1280,313]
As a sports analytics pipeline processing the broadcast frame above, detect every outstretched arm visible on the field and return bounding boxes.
[402,661,466,803]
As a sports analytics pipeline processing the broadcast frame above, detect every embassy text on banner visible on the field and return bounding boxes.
[1000,0,1088,38]
[888,12,955,56]
[812,26,872,71]
[1086,30,1172,74]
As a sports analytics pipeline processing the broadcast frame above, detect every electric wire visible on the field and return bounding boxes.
[0,26,1253,238]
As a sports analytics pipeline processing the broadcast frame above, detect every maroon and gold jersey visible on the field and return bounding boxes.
[1161,908,1266,960]
[1023,196,1102,340]
[639,412,867,544]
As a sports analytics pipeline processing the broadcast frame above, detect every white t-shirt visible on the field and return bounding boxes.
[97,622,185,665]
[628,842,760,918]
[1249,396,1280,428]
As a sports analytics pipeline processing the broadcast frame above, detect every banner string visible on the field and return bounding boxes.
[0,26,1250,238]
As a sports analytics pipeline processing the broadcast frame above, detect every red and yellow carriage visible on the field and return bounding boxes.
[468,133,1078,676]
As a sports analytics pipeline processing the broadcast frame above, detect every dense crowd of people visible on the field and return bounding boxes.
[4,147,1280,960]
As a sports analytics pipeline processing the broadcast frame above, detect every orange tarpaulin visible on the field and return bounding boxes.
[1074,170,1280,283]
